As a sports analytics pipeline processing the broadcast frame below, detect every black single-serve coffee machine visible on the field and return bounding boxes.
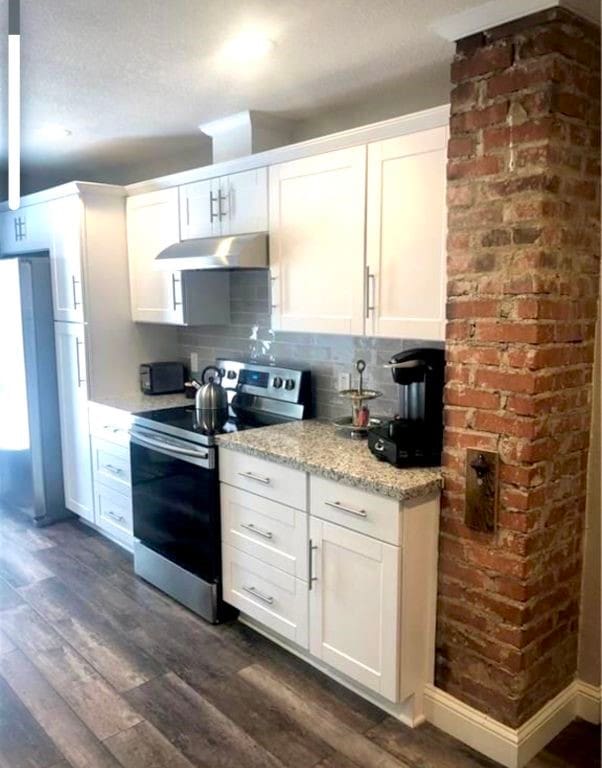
[368,347,445,467]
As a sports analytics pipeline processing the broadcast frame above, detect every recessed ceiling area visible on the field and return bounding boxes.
[0,0,598,197]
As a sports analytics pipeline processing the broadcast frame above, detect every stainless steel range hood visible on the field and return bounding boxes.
[154,233,268,272]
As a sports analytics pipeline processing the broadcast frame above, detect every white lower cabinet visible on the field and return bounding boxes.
[54,322,94,521]
[221,485,308,579]
[308,516,401,701]
[219,447,439,716]
[94,482,132,547]
[222,544,309,647]
[88,402,133,548]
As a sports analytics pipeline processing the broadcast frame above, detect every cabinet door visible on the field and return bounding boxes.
[309,517,400,701]
[54,322,94,521]
[127,189,184,324]
[49,195,85,323]
[179,178,221,240]
[224,168,268,235]
[366,127,447,341]
[269,147,366,335]
[0,203,51,256]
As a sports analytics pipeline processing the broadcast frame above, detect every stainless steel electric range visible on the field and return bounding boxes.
[129,359,311,623]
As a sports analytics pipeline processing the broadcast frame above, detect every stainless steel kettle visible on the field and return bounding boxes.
[190,366,229,432]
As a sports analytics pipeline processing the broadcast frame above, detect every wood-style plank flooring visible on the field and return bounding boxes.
[0,505,599,768]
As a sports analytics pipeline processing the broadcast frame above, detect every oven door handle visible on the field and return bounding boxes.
[129,431,210,461]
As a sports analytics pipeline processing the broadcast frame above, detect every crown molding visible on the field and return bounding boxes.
[432,0,600,42]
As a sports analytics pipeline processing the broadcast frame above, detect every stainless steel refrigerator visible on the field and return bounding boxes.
[0,253,69,524]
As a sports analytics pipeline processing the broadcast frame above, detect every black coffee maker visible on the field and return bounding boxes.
[368,347,445,467]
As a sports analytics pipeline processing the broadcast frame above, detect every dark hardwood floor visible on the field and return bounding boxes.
[0,505,599,768]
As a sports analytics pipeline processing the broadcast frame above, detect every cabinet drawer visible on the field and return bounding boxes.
[94,482,132,543]
[221,485,308,579]
[310,475,401,545]
[219,449,306,511]
[89,404,132,447]
[92,437,131,492]
[222,544,308,648]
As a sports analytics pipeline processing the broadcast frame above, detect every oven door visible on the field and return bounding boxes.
[129,428,219,583]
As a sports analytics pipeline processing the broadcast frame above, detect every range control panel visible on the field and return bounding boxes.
[216,359,311,405]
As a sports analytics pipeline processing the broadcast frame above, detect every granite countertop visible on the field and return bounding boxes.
[217,420,442,502]
[90,392,191,414]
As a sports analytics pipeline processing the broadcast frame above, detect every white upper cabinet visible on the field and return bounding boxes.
[54,321,94,521]
[0,203,52,256]
[269,147,367,335]
[225,168,268,235]
[127,188,184,325]
[49,195,85,323]
[180,167,267,240]
[179,178,220,240]
[309,516,401,702]
[366,126,447,341]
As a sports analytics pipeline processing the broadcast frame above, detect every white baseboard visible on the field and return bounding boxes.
[424,680,601,768]
[575,680,602,723]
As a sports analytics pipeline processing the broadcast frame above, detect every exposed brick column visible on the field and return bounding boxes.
[438,8,600,727]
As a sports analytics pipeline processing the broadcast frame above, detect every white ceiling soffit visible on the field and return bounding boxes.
[432,0,600,41]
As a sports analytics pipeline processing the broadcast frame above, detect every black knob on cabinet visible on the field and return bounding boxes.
[273,376,283,388]
[285,378,295,390]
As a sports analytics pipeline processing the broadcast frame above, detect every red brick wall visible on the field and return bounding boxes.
[437,7,601,728]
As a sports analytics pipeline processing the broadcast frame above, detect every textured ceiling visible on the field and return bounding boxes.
[0,0,598,194]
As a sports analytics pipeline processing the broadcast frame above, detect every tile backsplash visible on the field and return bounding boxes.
[178,271,443,419]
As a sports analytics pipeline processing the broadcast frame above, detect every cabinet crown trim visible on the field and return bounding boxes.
[125,104,450,196]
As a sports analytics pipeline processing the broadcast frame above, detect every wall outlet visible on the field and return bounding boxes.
[337,372,351,392]
[190,352,199,373]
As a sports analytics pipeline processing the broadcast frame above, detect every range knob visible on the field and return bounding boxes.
[219,368,226,378]
[227,370,237,379]
[273,376,283,388]
[285,378,296,391]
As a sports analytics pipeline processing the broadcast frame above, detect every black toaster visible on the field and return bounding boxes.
[139,362,186,395]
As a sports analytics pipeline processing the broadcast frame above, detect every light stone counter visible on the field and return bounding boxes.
[90,392,191,414]
[217,420,442,502]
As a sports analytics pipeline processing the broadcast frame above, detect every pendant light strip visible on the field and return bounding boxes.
[8,0,20,211]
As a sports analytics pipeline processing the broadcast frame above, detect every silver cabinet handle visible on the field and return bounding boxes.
[75,338,85,388]
[71,275,81,309]
[104,464,123,476]
[210,191,219,221]
[240,522,273,540]
[185,196,190,227]
[14,216,26,241]
[218,189,228,220]
[106,509,126,523]
[308,538,318,590]
[365,266,376,318]
[171,273,182,309]
[325,500,367,518]
[238,471,271,485]
[242,585,274,605]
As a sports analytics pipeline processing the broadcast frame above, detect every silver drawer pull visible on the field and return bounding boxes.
[242,585,274,605]
[240,522,273,540]
[106,510,126,523]
[238,471,271,485]
[104,464,123,475]
[325,500,368,518]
